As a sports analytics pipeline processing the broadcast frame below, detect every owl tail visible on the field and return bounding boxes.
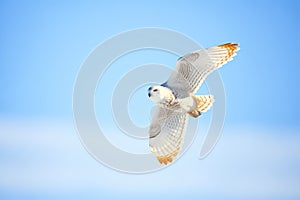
[187,95,214,118]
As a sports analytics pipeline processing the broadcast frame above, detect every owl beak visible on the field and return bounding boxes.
[148,92,151,97]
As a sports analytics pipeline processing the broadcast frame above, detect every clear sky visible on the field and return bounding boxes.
[0,0,299,128]
[0,0,299,199]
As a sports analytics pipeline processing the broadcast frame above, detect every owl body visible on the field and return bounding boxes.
[148,43,239,164]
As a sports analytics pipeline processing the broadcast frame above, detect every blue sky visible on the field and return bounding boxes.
[0,1,300,199]
[0,0,299,127]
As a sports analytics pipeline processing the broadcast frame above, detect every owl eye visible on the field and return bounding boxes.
[153,89,158,92]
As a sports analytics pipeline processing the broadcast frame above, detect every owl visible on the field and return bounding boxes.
[148,43,239,164]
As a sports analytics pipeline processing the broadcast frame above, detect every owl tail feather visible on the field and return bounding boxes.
[187,95,214,118]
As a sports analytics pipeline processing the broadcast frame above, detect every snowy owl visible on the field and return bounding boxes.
[148,43,239,164]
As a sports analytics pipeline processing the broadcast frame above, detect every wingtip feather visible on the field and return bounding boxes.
[218,42,240,52]
[155,147,180,165]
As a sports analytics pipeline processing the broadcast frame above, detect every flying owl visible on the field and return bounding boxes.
[148,43,239,165]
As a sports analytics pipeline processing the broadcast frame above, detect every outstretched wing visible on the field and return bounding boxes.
[167,43,239,96]
[149,106,188,165]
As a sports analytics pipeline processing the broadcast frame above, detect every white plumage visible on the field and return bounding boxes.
[148,43,239,164]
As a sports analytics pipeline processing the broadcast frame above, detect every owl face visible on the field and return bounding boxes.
[148,85,173,104]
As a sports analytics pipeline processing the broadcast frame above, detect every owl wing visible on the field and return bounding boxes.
[167,43,239,95]
[149,106,188,165]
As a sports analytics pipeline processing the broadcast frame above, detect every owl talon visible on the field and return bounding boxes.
[188,110,201,118]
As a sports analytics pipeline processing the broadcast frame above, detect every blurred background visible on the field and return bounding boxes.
[0,0,299,199]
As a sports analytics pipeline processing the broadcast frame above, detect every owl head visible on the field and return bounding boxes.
[148,85,174,104]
